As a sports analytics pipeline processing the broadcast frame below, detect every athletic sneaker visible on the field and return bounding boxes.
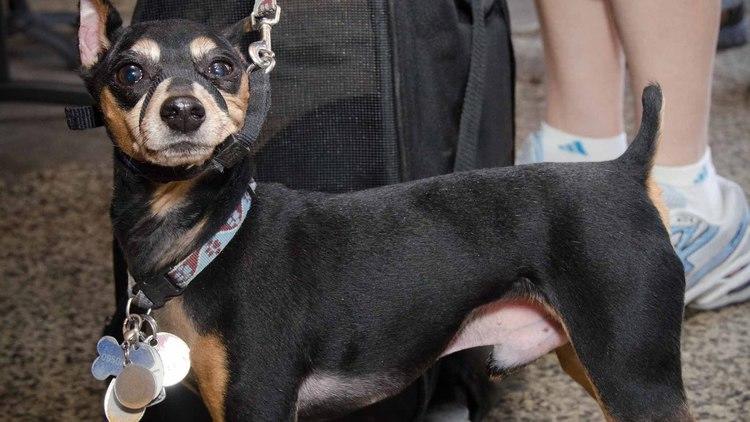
[515,131,544,165]
[719,0,748,51]
[665,177,750,309]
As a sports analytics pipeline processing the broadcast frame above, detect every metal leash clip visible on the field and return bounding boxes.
[249,0,280,73]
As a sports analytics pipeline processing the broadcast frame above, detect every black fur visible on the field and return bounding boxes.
[110,87,689,422]
[81,6,689,419]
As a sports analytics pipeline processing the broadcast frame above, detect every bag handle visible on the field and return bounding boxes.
[453,0,489,172]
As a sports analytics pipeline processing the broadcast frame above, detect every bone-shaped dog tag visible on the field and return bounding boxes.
[154,332,191,386]
[104,379,146,422]
[92,336,126,380]
[114,364,160,410]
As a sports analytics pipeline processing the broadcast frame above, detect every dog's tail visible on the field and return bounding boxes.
[616,83,663,180]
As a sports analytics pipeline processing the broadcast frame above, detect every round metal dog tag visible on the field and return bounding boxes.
[114,364,160,410]
[104,379,146,422]
[154,332,191,386]
[129,342,165,391]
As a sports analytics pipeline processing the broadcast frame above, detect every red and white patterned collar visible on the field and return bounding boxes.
[131,180,256,309]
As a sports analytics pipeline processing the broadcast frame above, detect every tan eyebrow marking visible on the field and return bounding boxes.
[129,38,161,62]
[190,36,218,61]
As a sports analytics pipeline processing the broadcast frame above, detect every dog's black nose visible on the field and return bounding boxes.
[160,96,206,133]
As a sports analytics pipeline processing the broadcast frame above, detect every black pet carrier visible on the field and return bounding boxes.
[108,0,516,420]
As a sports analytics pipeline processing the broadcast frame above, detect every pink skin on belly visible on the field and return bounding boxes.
[297,299,568,412]
[441,299,567,368]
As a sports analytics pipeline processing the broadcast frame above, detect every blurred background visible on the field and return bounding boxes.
[0,0,748,420]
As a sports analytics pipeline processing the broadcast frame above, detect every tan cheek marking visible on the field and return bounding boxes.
[190,36,218,61]
[129,38,161,63]
[150,179,197,217]
[139,79,173,150]
[155,299,228,422]
[192,82,236,140]
[100,88,147,160]
[220,72,250,129]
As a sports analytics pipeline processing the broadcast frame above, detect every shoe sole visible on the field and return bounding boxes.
[687,213,750,309]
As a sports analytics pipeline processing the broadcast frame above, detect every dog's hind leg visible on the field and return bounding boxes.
[539,257,692,421]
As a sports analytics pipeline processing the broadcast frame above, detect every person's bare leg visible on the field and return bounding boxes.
[610,0,750,310]
[535,0,624,138]
[609,0,721,166]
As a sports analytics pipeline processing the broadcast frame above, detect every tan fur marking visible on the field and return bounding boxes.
[150,179,197,217]
[139,79,173,151]
[524,296,616,420]
[220,72,250,128]
[192,334,229,422]
[100,87,151,159]
[156,299,228,422]
[190,36,218,61]
[555,344,601,405]
[647,177,670,230]
[157,216,208,268]
[100,88,146,159]
[192,82,237,137]
[93,1,111,50]
[645,90,670,230]
[129,38,161,62]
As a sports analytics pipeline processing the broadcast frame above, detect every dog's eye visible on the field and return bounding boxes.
[208,60,233,78]
[116,64,144,86]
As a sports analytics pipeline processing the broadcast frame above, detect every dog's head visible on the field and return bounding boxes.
[78,0,253,167]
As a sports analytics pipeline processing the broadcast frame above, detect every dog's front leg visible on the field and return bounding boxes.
[224,371,297,422]
[224,379,299,422]
[170,317,300,422]
[220,349,301,422]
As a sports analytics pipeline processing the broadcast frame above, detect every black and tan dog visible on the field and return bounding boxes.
[78,1,691,420]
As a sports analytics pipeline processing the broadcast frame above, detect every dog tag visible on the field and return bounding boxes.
[92,336,126,380]
[154,332,191,386]
[115,364,160,410]
[148,388,167,407]
[130,342,165,388]
[104,379,146,422]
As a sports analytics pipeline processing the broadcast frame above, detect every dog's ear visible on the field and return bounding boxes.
[78,0,122,68]
[221,17,254,55]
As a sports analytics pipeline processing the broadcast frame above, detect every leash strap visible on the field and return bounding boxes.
[127,0,279,309]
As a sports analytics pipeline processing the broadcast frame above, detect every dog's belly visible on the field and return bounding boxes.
[297,299,566,417]
[442,299,567,369]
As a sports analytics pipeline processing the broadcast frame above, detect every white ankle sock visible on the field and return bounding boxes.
[536,122,628,162]
[652,148,723,221]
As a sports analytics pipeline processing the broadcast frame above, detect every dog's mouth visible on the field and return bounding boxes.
[144,141,216,166]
